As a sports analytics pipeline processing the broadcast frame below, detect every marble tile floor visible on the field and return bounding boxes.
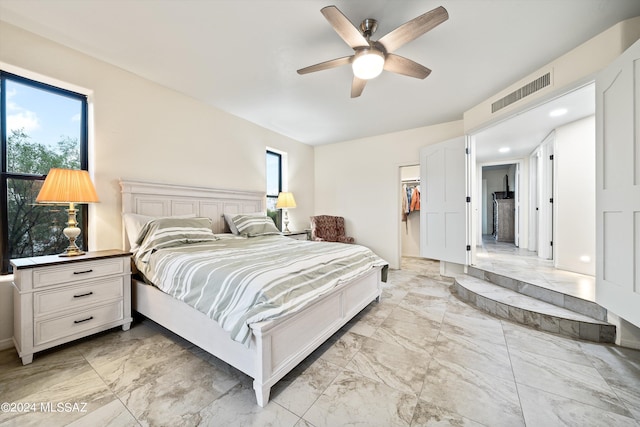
[473,236,596,302]
[0,258,638,426]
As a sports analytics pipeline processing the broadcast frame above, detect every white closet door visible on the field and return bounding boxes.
[420,136,467,265]
[596,39,640,327]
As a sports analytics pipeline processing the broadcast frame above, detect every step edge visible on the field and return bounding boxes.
[466,266,607,321]
[454,277,609,325]
[453,280,615,343]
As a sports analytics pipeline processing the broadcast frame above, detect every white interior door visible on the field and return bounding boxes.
[528,152,538,252]
[514,162,520,247]
[420,137,467,265]
[537,134,554,260]
[596,38,640,328]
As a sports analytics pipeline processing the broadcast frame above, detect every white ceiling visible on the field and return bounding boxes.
[1,0,639,149]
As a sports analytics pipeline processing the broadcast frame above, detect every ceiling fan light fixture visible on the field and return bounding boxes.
[299,5,449,96]
[352,49,385,80]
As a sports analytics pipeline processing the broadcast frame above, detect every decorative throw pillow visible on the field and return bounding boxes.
[135,217,218,249]
[134,217,218,266]
[224,212,265,235]
[232,214,280,237]
[123,212,197,250]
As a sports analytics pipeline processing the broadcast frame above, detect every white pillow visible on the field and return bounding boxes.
[123,212,196,250]
[224,212,264,235]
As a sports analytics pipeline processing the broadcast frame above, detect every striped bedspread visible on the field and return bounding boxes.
[134,234,387,344]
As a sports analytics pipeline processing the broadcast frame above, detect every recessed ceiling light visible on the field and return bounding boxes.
[549,108,568,117]
[498,147,510,153]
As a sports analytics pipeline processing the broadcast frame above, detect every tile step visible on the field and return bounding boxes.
[453,275,615,343]
[466,265,606,321]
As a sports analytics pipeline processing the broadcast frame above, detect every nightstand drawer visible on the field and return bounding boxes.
[33,277,125,317]
[34,301,124,346]
[33,258,125,288]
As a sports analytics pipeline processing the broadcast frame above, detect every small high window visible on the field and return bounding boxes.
[266,150,282,229]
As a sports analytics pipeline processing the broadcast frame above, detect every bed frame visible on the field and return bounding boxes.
[120,180,383,406]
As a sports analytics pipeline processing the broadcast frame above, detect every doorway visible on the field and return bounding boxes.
[470,83,595,275]
[481,163,517,246]
[400,165,420,257]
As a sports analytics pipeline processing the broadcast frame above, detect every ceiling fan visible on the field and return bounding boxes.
[297,5,449,98]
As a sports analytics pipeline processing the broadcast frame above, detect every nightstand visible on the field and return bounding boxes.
[282,230,309,241]
[11,249,132,365]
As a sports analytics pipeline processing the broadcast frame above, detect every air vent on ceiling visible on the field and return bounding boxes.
[491,72,551,113]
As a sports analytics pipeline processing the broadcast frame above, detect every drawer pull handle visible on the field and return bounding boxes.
[73,316,94,324]
[73,291,94,298]
[73,269,94,275]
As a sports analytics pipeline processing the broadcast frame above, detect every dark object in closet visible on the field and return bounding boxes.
[493,198,515,242]
[492,191,514,200]
[492,189,514,236]
[494,174,514,200]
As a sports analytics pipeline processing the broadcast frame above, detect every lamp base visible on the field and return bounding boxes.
[59,247,85,257]
[283,210,291,233]
[59,208,85,257]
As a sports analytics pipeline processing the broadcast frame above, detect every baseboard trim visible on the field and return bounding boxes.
[608,312,640,350]
[619,338,640,350]
[0,337,14,351]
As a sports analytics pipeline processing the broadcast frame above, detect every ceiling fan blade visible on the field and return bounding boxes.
[321,6,369,49]
[384,54,431,79]
[351,76,367,98]
[297,56,352,75]
[377,6,448,53]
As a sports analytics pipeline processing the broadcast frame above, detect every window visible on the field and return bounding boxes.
[266,150,282,230]
[1,72,88,273]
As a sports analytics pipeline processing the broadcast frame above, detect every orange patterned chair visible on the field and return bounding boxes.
[310,215,355,243]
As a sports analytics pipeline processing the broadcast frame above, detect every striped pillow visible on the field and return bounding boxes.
[232,214,280,237]
[123,212,197,250]
[135,217,218,250]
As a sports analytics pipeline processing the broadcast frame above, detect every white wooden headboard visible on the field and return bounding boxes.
[120,180,265,248]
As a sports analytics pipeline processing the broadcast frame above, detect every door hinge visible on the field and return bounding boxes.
[466,245,471,251]
[550,154,554,160]
[465,147,469,155]
[550,241,553,247]
[549,197,553,203]
[466,196,471,202]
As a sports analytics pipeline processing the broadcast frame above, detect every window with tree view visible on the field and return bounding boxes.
[1,72,88,273]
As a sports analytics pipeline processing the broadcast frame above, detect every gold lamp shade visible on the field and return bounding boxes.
[275,192,296,233]
[36,168,99,204]
[275,192,296,209]
[36,168,99,256]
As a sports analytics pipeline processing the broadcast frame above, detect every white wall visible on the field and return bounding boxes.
[314,121,464,269]
[0,22,315,348]
[554,116,596,275]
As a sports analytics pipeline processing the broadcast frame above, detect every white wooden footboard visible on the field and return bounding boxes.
[250,266,382,406]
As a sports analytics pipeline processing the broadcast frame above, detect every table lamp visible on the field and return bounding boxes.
[275,192,296,233]
[36,168,99,256]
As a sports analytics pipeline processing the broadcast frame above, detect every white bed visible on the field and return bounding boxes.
[120,180,384,406]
